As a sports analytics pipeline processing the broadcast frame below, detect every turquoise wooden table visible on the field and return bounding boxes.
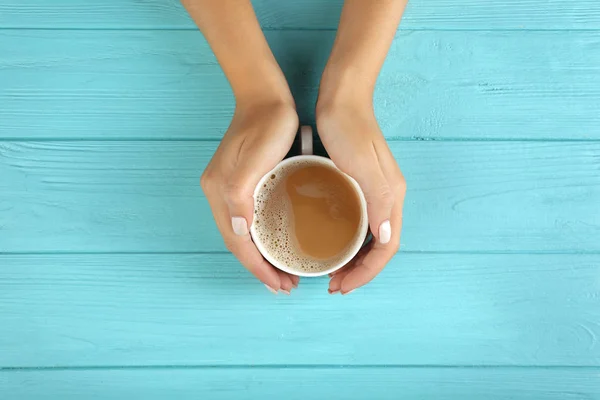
[1,0,600,398]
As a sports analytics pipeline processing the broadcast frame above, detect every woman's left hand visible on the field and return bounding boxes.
[316,100,406,295]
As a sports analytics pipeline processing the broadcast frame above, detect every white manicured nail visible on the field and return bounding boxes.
[342,290,355,296]
[264,284,278,294]
[281,289,291,295]
[379,220,391,244]
[231,217,248,236]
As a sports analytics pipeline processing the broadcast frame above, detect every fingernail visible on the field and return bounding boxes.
[342,289,355,296]
[264,284,278,294]
[379,220,391,244]
[328,289,340,295]
[292,282,299,288]
[281,289,291,295]
[231,217,248,236]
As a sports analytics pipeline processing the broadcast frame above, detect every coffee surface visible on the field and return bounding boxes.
[285,165,361,259]
[253,160,363,273]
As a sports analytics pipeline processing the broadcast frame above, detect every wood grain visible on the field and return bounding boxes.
[2,141,600,253]
[1,0,599,30]
[2,30,600,140]
[0,253,598,367]
[2,368,600,399]
[2,0,599,393]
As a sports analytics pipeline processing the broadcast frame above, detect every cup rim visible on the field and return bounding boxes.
[250,155,369,277]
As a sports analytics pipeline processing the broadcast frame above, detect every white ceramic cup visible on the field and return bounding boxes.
[250,126,369,277]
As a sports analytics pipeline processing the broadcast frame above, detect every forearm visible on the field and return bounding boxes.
[319,0,408,107]
[182,0,293,106]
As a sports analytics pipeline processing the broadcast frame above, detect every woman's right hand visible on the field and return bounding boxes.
[201,100,300,294]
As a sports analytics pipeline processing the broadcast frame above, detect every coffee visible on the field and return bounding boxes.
[253,159,364,273]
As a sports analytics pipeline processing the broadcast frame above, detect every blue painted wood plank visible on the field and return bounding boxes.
[0,254,598,367]
[1,0,599,30]
[2,30,600,140]
[1,141,599,253]
[2,368,599,400]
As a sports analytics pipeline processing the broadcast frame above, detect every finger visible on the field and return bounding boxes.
[290,274,300,288]
[328,245,366,277]
[328,272,346,294]
[339,142,395,245]
[340,243,393,294]
[231,233,283,293]
[208,194,282,292]
[223,160,273,234]
[340,201,404,294]
[223,135,294,227]
[329,269,342,278]
[328,244,371,293]
[373,140,407,204]
[277,270,294,295]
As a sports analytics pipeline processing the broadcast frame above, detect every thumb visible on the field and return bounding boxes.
[224,152,278,235]
[348,162,394,245]
[223,158,284,290]
[224,171,263,236]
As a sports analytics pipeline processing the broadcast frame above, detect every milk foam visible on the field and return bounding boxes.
[253,160,363,273]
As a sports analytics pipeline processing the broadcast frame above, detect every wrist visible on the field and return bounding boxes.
[317,63,375,115]
[230,60,294,110]
[235,87,294,113]
[234,92,298,127]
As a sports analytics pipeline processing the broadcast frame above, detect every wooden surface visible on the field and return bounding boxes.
[2,368,599,400]
[1,253,599,367]
[1,0,600,398]
[2,141,600,253]
[3,30,600,140]
[2,0,599,30]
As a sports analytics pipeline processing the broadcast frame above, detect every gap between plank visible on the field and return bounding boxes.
[3,250,600,256]
[1,365,599,372]
[1,137,600,143]
[2,27,600,32]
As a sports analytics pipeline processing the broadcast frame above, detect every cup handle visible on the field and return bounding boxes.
[300,125,313,156]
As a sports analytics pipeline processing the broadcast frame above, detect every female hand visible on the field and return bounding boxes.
[183,0,304,293]
[317,100,406,295]
[312,0,407,294]
[201,100,300,294]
